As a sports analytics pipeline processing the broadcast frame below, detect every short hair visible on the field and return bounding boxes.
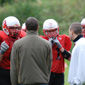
[25,17,39,31]
[69,22,82,35]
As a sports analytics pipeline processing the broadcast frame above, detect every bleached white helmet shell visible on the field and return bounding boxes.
[81,18,85,25]
[43,19,59,38]
[2,16,21,38]
[43,19,59,30]
[81,18,85,37]
[22,23,26,32]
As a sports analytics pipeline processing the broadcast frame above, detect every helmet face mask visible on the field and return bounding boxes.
[82,25,85,28]
[7,26,21,38]
[2,16,21,39]
[43,28,59,38]
[43,19,59,38]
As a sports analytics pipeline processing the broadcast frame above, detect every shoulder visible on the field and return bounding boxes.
[39,35,48,40]
[58,34,71,42]
[0,30,6,35]
[0,30,8,38]
[59,34,70,38]
[38,36,51,47]
[77,38,85,45]
[13,37,23,46]
[15,36,25,43]
[75,38,85,50]
[20,30,26,37]
[39,36,49,43]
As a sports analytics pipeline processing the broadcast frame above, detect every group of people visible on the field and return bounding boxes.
[0,16,85,85]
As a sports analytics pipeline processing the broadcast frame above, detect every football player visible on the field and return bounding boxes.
[40,19,72,85]
[0,16,26,85]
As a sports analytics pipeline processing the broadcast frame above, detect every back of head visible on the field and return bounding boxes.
[69,22,82,35]
[25,17,39,31]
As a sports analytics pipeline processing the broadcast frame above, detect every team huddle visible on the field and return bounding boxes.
[0,16,85,85]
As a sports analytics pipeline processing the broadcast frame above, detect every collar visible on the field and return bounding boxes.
[73,35,83,43]
[26,30,38,36]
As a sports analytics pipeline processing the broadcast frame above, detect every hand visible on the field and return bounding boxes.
[0,41,9,55]
[73,83,77,85]
[49,38,54,46]
[73,79,81,85]
[53,37,62,48]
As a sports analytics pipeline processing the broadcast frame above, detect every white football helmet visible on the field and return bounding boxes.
[81,18,85,26]
[81,18,85,37]
[22,23,26,32]
[2,16,21,38]
[43,19,59,38]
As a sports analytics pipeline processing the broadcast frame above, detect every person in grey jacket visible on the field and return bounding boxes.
[10,17,52,85]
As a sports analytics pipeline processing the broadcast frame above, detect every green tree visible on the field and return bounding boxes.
[0,0,13,6]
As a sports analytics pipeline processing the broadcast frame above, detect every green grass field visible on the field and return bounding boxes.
[65,60,70,85]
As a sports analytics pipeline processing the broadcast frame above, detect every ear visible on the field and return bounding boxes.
[26,26,27,30]
[71,30,74,35]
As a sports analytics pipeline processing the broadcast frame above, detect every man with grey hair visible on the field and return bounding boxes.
[10,17,52,85]
[68,22,85,85]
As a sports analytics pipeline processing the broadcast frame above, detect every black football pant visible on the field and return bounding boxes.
[0,68,11,85]
[48,72,64,85]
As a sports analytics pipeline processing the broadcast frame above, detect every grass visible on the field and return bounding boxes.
[65,60,70,85]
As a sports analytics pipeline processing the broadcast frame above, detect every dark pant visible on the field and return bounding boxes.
[48,72,64,85]
[40,84,48,85]
[18,84,48,85]
[0,68,11,85]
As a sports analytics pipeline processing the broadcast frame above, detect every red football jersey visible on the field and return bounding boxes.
[40,34,72,73]
[39,35,48,40]
[0,30,26,69]
[20,30,26,37]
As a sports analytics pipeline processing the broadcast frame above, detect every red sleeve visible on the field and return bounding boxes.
[0,36,2,45]
[64,35,72,51]
[0,31,4,45]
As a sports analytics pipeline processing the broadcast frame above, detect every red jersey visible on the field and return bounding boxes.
[40,34,72,73]
[0,30,26,69]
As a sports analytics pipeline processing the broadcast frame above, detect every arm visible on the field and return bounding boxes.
[61,49,71,61]
[64,35,72,60]
[53,37,71,60]
[0,54,3,61]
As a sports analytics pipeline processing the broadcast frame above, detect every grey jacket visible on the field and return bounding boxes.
[10,31,52,85]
